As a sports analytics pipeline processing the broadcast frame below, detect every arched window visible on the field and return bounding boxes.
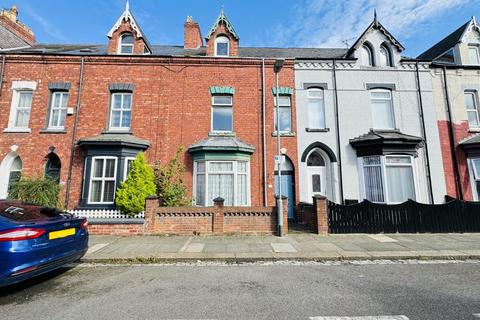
[215,36,229,57]
[307,150,325,167]
[361,43,374,66]
[7,156,22,196]
[119,33,134,54]
[379,44,393,67]
[45,153,61,183]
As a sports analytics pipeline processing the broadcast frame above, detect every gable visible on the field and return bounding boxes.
[205,10,239,40]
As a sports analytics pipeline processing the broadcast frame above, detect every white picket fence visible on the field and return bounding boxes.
[68,209,144,219]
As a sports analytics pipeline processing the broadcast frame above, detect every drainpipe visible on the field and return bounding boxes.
[65,57,85,208]
[332,58,344,204]
[0,55,5,96]
[415,61,434,204]
[261,58,268,206]
[442,65,463,200]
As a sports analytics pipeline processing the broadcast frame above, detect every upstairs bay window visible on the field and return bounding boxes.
[48,92,69,129]
[361,155,416,204]
[307,88,326,129]
[109,92,132,131]
[370,89,395,130]
[212,95,233,132]
[215,36,229,57]
[119,33,134,54]
[465,91,479,128]
[89,157,117,204]
[274,95,292,133]
[194,160,249,206]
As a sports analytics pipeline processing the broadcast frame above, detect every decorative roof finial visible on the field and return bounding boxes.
[221,4,224,15]
[126,0,130,12]
[374,9,378,27]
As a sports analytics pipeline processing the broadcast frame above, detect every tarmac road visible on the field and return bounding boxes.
[1,260,479,320]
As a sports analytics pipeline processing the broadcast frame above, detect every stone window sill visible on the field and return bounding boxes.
[3,128,31,133]
[209,131,236,137]
[102,129,133,134]
[306,128,330,132]
[271,131,296,137]
[40,128,67,134]
[468,128,480,133]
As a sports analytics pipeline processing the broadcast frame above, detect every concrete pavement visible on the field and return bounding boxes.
[84,232,480,262]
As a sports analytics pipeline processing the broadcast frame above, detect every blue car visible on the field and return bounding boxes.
[0,201,88,287]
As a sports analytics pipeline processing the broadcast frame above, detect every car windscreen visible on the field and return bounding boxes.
[0,201,63,221]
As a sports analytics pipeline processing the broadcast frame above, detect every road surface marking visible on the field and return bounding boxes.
[473,313,480,318]
[367,234,398,243]
[87,243,110,254]
[184,243,205,253]
[178,237,193,252]
[271,243,297,253]
[310,316,409,320]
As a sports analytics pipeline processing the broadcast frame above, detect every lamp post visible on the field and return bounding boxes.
[274,59,285,237]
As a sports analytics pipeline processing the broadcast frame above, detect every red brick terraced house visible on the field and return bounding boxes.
[418,16,480,201]
[0,4,308,217]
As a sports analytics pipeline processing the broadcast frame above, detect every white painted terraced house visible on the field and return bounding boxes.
[295,15,447,205]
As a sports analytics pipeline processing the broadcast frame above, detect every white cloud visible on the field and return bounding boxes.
[269,0,470,50]
[22,3,69,43]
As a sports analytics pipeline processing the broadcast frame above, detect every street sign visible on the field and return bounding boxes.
[274,155,285,164]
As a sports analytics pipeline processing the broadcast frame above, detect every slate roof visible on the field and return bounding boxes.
[9,43,349,59]
[0,21,29,49]
[78,134,150,149]
[417,21,470,60]
[350,130,423,146]
[188,136,255,154]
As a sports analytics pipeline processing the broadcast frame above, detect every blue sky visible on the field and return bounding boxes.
[2,0,479,57]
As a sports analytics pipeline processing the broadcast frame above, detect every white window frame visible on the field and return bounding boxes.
[211,95,233,132]
[193,160,251,207]
[361,44,374,67]
[307,88,326,129]
[123,157,135,181]
[88,156,117,204]
[468,45,480,65]
[109,92,132,131]
[48,91,69,129]
[6,81,37,132]
[118,33,134,54]
[465,91,480,128]
[274,95,292,133]
[370,89,395,130]
[379,45,392,67]
[468,158,480,201]
[214,36,229,57]
[359,155,417,204]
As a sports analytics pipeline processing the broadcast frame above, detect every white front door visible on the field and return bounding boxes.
[307,166,326,198]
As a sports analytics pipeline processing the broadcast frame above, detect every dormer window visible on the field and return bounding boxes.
[361,43,374,66]
[215,36,229,57]
[119,33,134,54]
[468,45,480,65]
[379,44,393,67]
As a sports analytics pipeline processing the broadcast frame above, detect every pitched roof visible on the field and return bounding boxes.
[205,9,239,40]
[417,20,470,60]
[345,15,404,58]
[0,20,29,49]
[188,136,255,154]
[350,130,423,145]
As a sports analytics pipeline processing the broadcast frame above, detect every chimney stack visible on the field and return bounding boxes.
[0,5,36,45]
[184,16,203,49]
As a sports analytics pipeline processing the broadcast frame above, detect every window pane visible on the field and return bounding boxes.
[196,174,205,206]
[476,181,480,199]
[103,181,115,202]
[362,45,373,66]
[276,106,292,132]
[371,100,394,129]
[473,159,480,179]
[213,96,232,105]
[386,157,411,164]
[50,110,60,127]
[122,94,132,109]
[308,89,323,99]
[59,110,67,127]
[469,47,479,64]
[307,151,325,167]
[53,93,61,108]
[371,91,391,99]
[363,156,384,202]
[465,93,476,109]
[197,162,205,173]
[61,93,69,107]
[363,156,381,166]
[467,111,479,127]
[121,34,134,44]
[275,96,291,106]
[209,162,233,172]
[386,166,415,202]
[236,174,247,205]
[90,181,102,202]
[111,111,121,127]
[121,111,131,128]
[308,99,325,129]
[216,42,228,56]
[105,159,116,178]
[15,110,30,127]
[113,95,122,109]
[18,92,32,108]
[212,106,232,131]
[208,174,234,206]
[312,174,321,193]
[237,161,247,173]
[93,159,104,178]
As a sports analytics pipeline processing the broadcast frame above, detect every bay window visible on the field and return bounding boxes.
[48,92,69,129]
[194,160,249,206]
[212,95,233,132]
[370,89,395,130]
[307,88,325,129]
[274,95,292,133]
[361,155,416,203]
[109,92,132,131]
[89,157,117,204]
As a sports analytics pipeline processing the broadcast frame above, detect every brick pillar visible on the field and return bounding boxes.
[213,197,224,235]
[144,195,159,234]
[313,195,328,235]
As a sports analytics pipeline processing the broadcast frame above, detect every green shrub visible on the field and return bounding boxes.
[8,175,61,208]
[154,147,191,207]
[115,152,156,216]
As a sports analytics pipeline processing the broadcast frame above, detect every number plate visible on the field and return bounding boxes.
[49,228,76,240]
